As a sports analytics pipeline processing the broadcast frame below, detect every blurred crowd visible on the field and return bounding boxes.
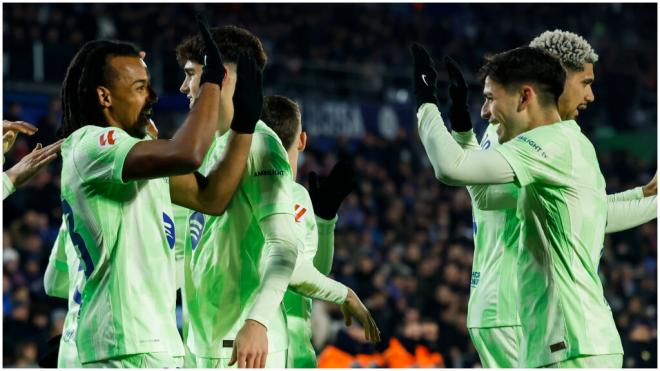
[2,2,657,368]
[3,3,657,131]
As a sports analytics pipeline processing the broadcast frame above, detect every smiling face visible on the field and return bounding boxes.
[557,63,595,120]
[100,55,157,138]
[480,76,529,143]
[179,60,236,133]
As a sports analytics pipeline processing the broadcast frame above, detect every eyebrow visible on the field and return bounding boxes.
[131,79,147,86]
[184,68,196,75]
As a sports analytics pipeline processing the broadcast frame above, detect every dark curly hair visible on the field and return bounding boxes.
[175,25,267,71]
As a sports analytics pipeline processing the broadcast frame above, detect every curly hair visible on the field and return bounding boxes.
[529,29,598,71]
[175,25,267,71]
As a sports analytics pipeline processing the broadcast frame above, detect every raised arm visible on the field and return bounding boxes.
[170,54,262,215]
[605,195,657,234]
[122,17,225,181]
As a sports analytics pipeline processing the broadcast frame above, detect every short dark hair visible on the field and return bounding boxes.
[175,26,267,71]
[59,40,140,138]
[260,95,301,150]
[478,46,566,107]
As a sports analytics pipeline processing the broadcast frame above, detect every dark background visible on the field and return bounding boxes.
[3,3,656,367]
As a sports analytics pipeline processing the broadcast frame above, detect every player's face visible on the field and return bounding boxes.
[104,56,157,138]
[180,60,236,133]
[558,63,594,120]
[481,76,524,143]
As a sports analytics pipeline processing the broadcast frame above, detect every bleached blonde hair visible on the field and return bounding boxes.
[529,29,598,71]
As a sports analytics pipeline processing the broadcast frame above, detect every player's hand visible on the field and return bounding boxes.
[445,56,473,132]
[410,43,439,110]
[196,14,226,87]
[6,139,62,188]
[3,120,38,154]
[308,160,357,220]
[230,53,262,134]
[229,319,268,368]
[642,172,657,197]
[340,288,381,344]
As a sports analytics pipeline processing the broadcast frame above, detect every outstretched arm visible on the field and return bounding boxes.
[606,196,657,234]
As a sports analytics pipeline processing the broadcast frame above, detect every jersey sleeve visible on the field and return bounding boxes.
[495,126,568,187]
[608,187,644,202]
[605,195,657,233]
[3,172,15,200]
[243,133,294,221]
[44,221,70,298]
[314,215,337,275]
[72,127,141,184]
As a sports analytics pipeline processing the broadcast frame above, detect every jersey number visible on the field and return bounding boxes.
[62,200,95,278]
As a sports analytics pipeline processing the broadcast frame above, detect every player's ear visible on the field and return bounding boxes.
[298,131,307,151]
[517,86,533,112]
[96,86,112,108]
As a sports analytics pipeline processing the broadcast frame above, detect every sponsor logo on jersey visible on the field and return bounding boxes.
[517,135,548,158]
[254,169,285,177]
[162,213,175,249]
[189,212,205,250]
[480,139,491,150]
[294,203,307,222]
[99,130,116,146]
[470,271,480,288]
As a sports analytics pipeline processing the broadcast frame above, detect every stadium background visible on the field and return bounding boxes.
[2,2,657,368]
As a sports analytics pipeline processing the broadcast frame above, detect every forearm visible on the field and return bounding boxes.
[170,83,222,164]
[314,216,337,275]
[607,187,644,202]
[417,103,515,185]
[247,214,299,328]
[606,196,657,233]
[3,172,15,200]
[289,258,348,305]
[197,131,252,214]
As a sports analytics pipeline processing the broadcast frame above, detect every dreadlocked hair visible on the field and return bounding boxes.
[58,40,140,138]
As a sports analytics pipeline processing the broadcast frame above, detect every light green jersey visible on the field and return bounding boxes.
[464,124,521,329]
[47,222,84,368]
[495,120,623,367]
[184,121,293,358]
[60,125,183,363]
[283,182,318,368]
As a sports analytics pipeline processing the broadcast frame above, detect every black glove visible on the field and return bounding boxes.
[197,15,225,86]
[308,160,357,220]
[445,56,473,132]
[410,43,439,110]
[230,53,263,134]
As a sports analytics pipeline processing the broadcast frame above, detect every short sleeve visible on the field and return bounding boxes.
[495,126,568,187]
[72,127,141,184]
[243,132,294,221]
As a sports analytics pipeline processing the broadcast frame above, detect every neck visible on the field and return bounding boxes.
[287,148,298,180]
[526,106,563,131]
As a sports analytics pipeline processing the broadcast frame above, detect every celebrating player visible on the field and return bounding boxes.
[175,26,301,368]
[260,95,381,367]
[56,16,254,367]
[439,30,656,367]
[411,45,627,367]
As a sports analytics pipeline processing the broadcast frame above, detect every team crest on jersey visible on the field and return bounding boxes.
[294,203,307,222]
[99,130,116,146]
[163,213,175,249]
[189,212,205,250]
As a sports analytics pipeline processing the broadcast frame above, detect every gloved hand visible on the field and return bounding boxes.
[308,160,357,220]
[410,43,439,110]
[197,14,226,86]
[230,53,263,134]
[445,56,473,132]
